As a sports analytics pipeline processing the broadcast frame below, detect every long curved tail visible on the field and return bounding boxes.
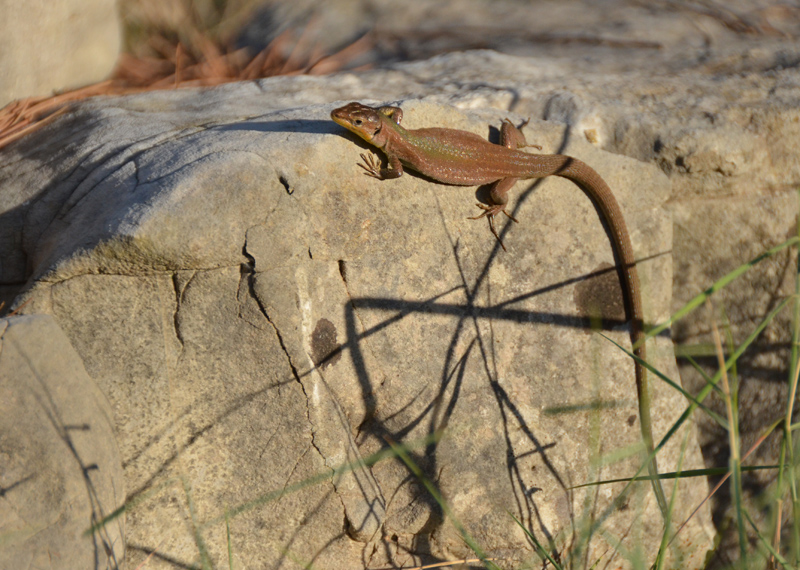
[546,154,667,515]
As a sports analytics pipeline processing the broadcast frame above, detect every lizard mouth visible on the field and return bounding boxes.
[330,111,348,128]
[330,112,365,137]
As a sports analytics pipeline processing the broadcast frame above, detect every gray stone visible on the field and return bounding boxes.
[0,314,125,568]
[0,89,712,568]
[0,0,120,105]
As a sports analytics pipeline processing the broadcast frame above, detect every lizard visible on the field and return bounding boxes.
[330,101,667,515]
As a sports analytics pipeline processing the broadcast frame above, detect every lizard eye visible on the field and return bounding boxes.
[354,119,362,126]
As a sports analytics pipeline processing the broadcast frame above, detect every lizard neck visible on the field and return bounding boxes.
[372,116,409,151]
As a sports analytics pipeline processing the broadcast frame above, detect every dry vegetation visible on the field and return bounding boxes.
[0,0,373,150]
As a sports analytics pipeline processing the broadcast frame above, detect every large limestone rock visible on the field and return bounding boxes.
[0,314,125,568]
[3,1,800,564]
[0,87,712,569]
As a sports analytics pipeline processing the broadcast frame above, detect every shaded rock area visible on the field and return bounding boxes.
[0,314,125,569]
[0,92,710,568]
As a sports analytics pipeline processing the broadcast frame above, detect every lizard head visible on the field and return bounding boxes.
[331,102,385,144]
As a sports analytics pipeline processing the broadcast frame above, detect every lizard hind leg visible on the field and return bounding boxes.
[468,176,520,250]
[500,118,542,151]
[469,203,518,252]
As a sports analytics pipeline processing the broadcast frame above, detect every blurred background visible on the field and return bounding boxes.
[3,0,800,109]
[3,0,799,148]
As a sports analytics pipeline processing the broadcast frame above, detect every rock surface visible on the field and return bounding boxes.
[0,88,712,568]
[0,314,125,569]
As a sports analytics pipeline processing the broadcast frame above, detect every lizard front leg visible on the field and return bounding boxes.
[358,151,404,180]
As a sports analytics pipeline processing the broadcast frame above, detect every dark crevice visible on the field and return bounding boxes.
[241,244,347,524]
[245,274,338,510]
[247,273,301,384]
[240,244,317,461]
[279,174,292,194]
[240,241,256,272]
[171,272,185,351]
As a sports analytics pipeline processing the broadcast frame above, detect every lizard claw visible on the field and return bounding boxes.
[469,203,518,223]
[358,152,383,179]
[468,203,518,251]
